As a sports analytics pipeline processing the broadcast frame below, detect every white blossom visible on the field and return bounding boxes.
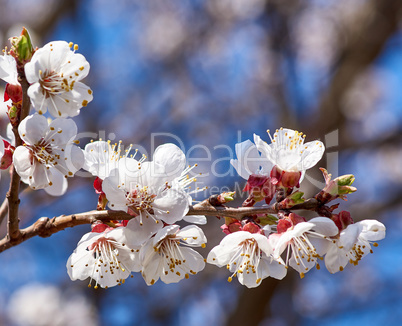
[140,224,206,285]
[269,217,338,278]
[207,231,287,288]
[102,144,195,243]
[67,227,141,289]
[24,41,93,117]
[325,219,386,273]
[13,113,84,195]
[0,53,19,85]
[254,128,324,174]
[83,140,134,180]
[230,139,274,180]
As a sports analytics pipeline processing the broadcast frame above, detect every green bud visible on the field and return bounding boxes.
[278,191,305,209]
[256,214,278,226]
[9,27,34,63]
[316,168,357,203]
[336,174,355,187]
[220,191,235,202]
[287,191,305,205]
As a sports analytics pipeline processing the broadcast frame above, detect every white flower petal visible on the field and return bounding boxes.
[308,217,339,237]
[177,225,207,246]
[324,244,349,274]
[153,188,189,224]
[153,143,186,180]
[44,168,68,196]
[358,220,386,241]
[18,114,48,145]
[13,146,34,180]
[297,140,325,171]
[126,216,163,247]
[182,215,207,225]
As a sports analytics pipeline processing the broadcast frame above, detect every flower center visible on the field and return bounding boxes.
[227,238,262,284]
[150,236,195,283]
[39,69,75,97]
[29,138,59,166]
[126,186,156,211]
[87,237,128,289]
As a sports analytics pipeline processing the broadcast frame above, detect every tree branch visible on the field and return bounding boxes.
[7,66,31,241]
[0,198,8,227]
[0,198,325,253]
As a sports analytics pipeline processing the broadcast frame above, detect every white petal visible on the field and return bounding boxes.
[233,139,270,178]
[153,225,179,245]
[259,256,287,280]
[27,83,48,114]
[338,223,361,250]
[309,217,339,237]
[289,253,316,274]
[67,247,95,281]
[13,146,34,181]
[64,81,93,109]
[161,247,205,284]
[253,233,273,256]
[44,41,71,71]
[0,137,5,158]
[297,140,325,171]
[0,54,19,84]
[254,133,275,164]
[46,118,78,145]
[182,215,207,225]
[177,225,207,246]
[153,143,186,180]
[103,173,129,210]
[61,145,85,175]
[126,215,163,247]
[358,220,386,241]
[18,114,48,145]
[30,162,51,189]
[230,158,250,180]
[60,52,90,79]
[153,188,189,224]
[44,168,68,196]
[324,244,349,274]
[140,241,162,285]
[47,93,80,118]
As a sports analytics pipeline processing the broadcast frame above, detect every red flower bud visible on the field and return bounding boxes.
[5,83,23,103]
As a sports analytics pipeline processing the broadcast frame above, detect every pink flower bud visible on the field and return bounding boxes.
[243,222,262,234]
[93,177,103,194]
[5,83,23,103]
[277,219,292,233]
[243,174,276,204]
[288,212,306,225]
[0,140,14,170]
[270,165,302,188]
[331,211,354,231]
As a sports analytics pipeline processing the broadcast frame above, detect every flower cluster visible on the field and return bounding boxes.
[0,28,93,195]
[207,128,385,287]
[67,142,207,288]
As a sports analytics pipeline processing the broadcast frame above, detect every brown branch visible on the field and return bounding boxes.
[0,198,325,253]
[7,67,31,241]
[0,198,8,227]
